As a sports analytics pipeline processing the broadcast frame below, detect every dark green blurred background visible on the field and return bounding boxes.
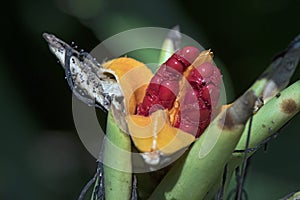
[1,0,300,199]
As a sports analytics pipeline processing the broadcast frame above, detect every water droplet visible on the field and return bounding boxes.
[71,41,75,46]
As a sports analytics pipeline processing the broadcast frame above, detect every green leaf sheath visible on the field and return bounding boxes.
[206,80,300,198]
[103,112,132,200]
[158,26,181,65]
[149,91,257,200]
[237,80,300,152]
[212,80,300,198]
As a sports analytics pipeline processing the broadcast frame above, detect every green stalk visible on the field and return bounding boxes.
[237,80,300,151]
[213,35,300,198]
[229,80,300,171]
[149,90,257,200]
[207,80,300,199]
[103,111,132,200]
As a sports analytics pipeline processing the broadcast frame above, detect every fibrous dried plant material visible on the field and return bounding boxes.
[43,33,129,132]
[252,34,300,102]
[43,33,123,110]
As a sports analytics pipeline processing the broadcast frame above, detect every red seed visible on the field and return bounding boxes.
[177,46,200,65]
[166,57,184,73]
[173,61,222,138]
[178,120,198,136]
[199,108,211,121]
[196,62,214,78]
[183,89,198,105]
[159,87,175,103]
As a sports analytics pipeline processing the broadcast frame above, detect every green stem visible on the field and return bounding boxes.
[103,111,132,200]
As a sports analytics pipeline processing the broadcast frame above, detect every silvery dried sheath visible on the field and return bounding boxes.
[262,34,300,101]
[43,33,128,132]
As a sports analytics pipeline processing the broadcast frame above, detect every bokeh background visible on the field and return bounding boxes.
[2,0,300,199]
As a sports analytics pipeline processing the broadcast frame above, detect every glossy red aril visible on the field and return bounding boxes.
[137,47,222,138]
[137,46,200,116]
